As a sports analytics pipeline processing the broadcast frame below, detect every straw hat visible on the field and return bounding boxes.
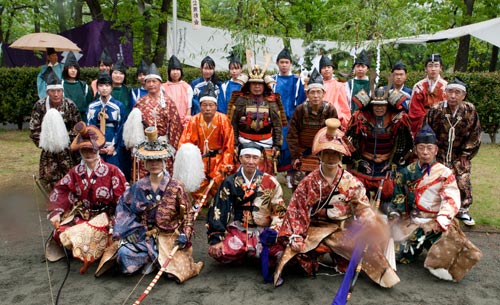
[134,126,176,160]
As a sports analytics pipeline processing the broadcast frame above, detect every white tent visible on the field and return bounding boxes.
[385,17,500,48]
[167,17,500,70]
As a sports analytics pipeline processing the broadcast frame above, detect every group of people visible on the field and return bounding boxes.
[31,47,482,292]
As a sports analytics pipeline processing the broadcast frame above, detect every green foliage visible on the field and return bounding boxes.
[0,67,38,129]
[0,66,230,129]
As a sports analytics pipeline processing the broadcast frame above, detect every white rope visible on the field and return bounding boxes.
[445,114,462,165]
[375,43,381,86]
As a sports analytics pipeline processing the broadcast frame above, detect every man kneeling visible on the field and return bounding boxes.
[389,124,482,282]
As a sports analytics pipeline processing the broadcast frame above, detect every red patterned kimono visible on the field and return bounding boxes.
[178,112,235,203]
[48,160,128,242]
[277,167,399,287]
[134,94,183,176]
[409,76,447,136]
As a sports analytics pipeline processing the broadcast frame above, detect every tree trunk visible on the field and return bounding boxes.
[74,0,83,26]
[0,6,4,42]
[34,5,40,32]
[454,35,470,72]
[489,45,498,72]
[153,0,171,67]
[85,0,103,21]
[454,0,474,72]
[56,1,67,32]
[139,0,152,62]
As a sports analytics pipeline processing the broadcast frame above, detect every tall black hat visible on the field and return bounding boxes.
[168,55,182,70]
[353,49,370,68]
[415,124,437,145]
[307,68,324,91]
[44,67,63,91]
[319,55,334,70]
[391,60,407,72]
[276,47,292,62]
[200,81,218,104]
[64,52,79,68]
[137,59,149,75]
[99,48,113,66]
[112,59,126,74]
[144,62,162,81]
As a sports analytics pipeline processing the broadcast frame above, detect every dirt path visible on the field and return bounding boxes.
[1,190,498,305]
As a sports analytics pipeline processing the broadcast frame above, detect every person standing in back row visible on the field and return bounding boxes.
[408,54,447,137]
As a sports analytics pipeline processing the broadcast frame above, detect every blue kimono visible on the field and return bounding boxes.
[219,79,242,114]
[190,77,222,115]
[87,97,125,168]
[272,73,306,171]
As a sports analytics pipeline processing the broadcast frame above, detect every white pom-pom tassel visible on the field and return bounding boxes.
[39,108,70,153]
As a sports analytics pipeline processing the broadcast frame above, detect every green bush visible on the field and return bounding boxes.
[1,67,499,140]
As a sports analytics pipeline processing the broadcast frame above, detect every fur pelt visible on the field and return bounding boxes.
[39,108,70,152]
[123,108,145,148]
[173,143,205,193]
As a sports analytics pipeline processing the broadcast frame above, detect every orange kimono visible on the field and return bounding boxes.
[179,112,235,204]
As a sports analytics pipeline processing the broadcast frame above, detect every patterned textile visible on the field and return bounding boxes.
[423,101,481,210]
[391,161,460,218]
[277,168,398,286]
[230,93,283,149]
[390,162,481,282]
[208,223,283,264]
[287,101,338,184]
[272,73,306,171]
[134,94,183,176]
[87,97,126,168]
[323,78,350,128]
[346,107,413,200]
[279,167,374,239]
[206,169,286,247]
[163,80,193,124]
[59,212,110,274]
[113,174,194,275]
[29,97,81,188]
[178,112,234,202]
[408,76,447,136]
[48,160,128,221]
